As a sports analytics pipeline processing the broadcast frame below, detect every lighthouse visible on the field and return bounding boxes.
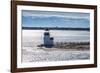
[43,28,54,48]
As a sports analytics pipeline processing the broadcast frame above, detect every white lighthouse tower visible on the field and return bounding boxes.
[43,28,54,48]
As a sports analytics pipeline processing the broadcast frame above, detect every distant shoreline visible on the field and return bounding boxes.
[22,27,90,31]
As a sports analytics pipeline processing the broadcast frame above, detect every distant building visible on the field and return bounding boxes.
[43,29,54,48]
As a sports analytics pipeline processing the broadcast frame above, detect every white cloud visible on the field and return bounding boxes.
[22,10,90,20]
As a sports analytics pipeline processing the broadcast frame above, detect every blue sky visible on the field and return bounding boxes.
[22,10,90,28]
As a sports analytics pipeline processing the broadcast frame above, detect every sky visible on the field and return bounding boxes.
[22,10,90,28]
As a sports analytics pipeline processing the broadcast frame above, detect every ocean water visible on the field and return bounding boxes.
[22,30,90,47]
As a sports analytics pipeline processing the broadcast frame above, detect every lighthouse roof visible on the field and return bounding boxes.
[45,28,49,31]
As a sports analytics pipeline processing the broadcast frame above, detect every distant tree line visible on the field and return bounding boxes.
[22,27,90,31]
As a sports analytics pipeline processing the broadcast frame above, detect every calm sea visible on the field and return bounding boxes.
[22,30,90,47]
